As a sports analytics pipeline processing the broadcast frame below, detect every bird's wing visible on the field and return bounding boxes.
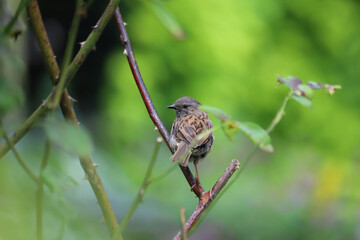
[170,141,191,166]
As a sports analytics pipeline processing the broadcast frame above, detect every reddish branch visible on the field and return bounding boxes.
[113,8,204,198]
[173,159,240,240]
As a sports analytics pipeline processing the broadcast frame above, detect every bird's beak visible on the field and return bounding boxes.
[166,104,177,109]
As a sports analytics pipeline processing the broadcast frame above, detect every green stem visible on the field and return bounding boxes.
[25,1,120,237]
[0,0,122,158]
[228,90,292,188]
[148,163,178,184]
[0,123,39,183]
[112,138,162,240]
[36,141,50,240]
[266,91,293,133]
[60,0,83,74]
[49,0,122,109]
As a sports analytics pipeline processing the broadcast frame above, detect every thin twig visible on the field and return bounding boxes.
[0,123,39,183]
[112,137,163,240]
[60,0,83,74]
[36,140,51,240]
[173,159,240,240]
[49,0,83,108]
[113,7,204,199]
[180,208,187,240]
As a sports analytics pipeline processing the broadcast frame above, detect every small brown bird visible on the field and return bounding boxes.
[167,96,214,182]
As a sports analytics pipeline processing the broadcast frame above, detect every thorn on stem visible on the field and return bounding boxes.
[123,22,127,26]
[156,137,163,143]
[91,24,98,29]
[79,41,86,48]
[93,163,99,168]
[123,49,128,56]
[68,95,78,103]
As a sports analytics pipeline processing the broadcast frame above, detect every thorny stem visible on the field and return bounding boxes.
[0,123,39,183]
[113,7,204,199]
[36,141,50,240]
[112,137,162,240]
[24,0,120,237]
[49,0,122,109]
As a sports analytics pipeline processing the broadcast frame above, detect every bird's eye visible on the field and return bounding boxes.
[183,105,188,109]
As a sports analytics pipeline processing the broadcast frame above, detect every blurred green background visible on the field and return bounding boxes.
[1,0,360,239]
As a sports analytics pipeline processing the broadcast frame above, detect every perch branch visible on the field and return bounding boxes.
[113,7,204,199]
[173,159,240,240]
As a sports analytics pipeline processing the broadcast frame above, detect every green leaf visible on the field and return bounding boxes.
[149,1,186,40]
[222,119,239,141]
[41,166,77,193]
[291,94,312,108]
[238,122,274,152]
[199,105,231,122]
[43,117,93,158]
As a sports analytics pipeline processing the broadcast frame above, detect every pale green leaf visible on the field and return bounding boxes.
[199,105,230,122]
[149,1,186,40]
[291,94,312,108]
[238,122,274,152]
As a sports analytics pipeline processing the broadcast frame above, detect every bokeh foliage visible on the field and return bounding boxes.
[1,0,359,239]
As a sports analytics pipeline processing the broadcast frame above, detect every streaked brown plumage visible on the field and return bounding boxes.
[167,96,214,182]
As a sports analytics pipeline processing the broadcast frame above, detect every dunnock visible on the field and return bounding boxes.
[167,96,214,182]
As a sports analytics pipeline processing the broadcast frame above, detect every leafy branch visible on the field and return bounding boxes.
[178,75,341,238]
